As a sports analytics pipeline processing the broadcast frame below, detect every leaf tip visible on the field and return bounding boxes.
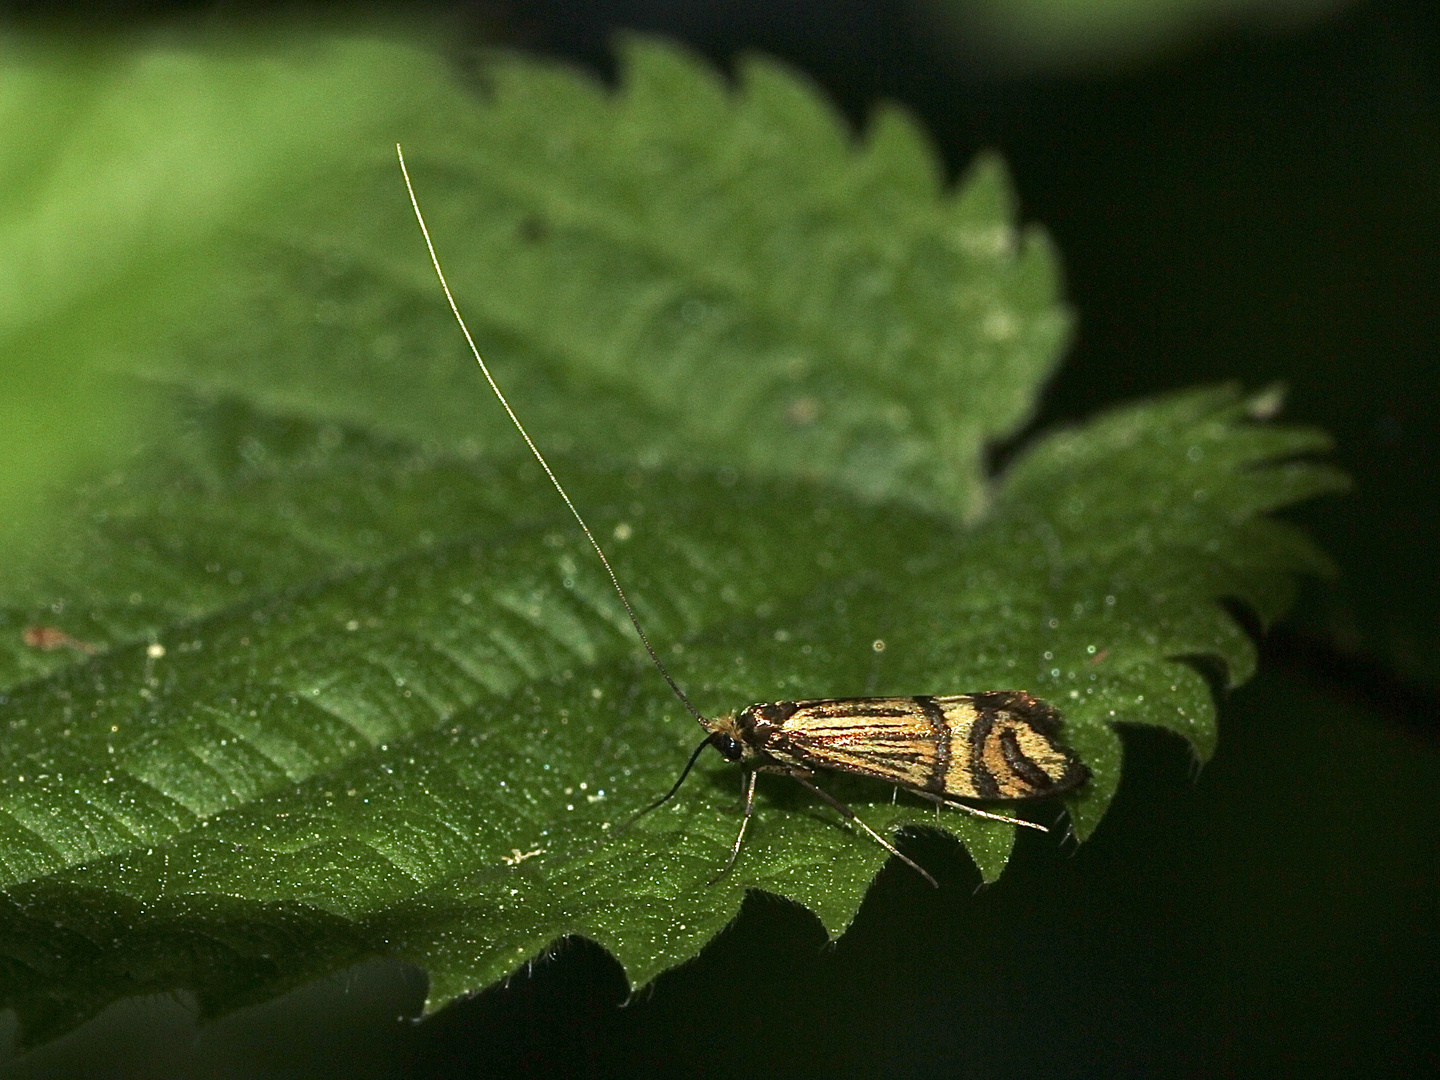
[1244,382,1288,421]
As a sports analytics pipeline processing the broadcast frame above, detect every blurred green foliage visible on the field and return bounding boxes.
[0,33,461,545]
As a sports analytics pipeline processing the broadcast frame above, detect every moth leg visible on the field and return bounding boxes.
[784,770,938,889]
[710,769,759,885]
[729,767,752,812]
[911,789,1048,833]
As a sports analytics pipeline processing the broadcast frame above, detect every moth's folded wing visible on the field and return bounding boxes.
[778,695,1088,800]
[776,698,941,791]
[933,693,1090,799]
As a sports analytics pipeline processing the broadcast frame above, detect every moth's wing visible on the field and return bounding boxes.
[777,693,1088,800]
[772,698,940,790]
[930,692,1090,799]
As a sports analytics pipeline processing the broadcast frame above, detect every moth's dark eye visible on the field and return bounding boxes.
[711,733,742,761]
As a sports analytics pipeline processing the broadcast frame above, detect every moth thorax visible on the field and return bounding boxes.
[735,701,796,745]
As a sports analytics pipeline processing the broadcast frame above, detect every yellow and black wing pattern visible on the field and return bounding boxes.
[762,692,1088,800]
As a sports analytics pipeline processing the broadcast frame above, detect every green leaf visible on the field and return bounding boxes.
[0,34,1344,1042]
[152,37,1068,523]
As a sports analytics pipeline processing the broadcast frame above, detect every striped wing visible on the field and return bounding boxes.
[773,692,1088,800]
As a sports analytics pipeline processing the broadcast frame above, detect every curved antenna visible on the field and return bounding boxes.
[397,144,707,726]
[625,734,716,826]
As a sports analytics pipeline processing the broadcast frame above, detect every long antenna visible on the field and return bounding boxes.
[397,144,707,726]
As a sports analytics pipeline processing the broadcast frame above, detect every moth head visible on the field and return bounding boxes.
[702,713,746,761]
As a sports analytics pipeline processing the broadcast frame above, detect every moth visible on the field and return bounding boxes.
[397,146,1089,887]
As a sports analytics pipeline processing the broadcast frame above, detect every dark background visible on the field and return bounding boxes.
[1,1,1435,1077]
